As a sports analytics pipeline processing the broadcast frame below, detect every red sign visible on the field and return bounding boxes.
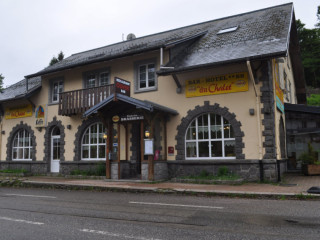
[154,150,160,160]
[115,77,130,97]
[168,146,174,155]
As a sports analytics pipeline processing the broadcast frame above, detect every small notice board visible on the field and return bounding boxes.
[144,139,154,155]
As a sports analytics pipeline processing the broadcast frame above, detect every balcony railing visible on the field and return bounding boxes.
[58,84,115,116]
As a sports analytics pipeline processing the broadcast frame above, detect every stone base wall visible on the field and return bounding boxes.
[141,161,169,181]
[110,161,131,179]
[0,161,47,174]
[168,159,287,182]
[0,159,287,182]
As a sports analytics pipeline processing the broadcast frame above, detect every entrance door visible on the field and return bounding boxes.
[51,126,60,173]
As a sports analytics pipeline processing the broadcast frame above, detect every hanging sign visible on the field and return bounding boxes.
[273,59,284,113]
[185,72,248,98]
[35,105,46,127]
[112,115,120,123]
[115,77,130,97]
[5,104,33,119]
[120,114,144,122]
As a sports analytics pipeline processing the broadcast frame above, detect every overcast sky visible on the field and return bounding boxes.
[0,0,319,87]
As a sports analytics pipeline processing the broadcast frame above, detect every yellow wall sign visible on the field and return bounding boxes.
[185,72,249,98]
[35,105,46,127]
[5,104,33,119]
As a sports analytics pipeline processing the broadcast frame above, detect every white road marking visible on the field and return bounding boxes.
[0,216,44,225]
[80,229,162,240]
[129,201,224,209]
[5,194,56,199]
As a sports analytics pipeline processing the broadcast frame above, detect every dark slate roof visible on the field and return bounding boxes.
[83,93,178,118]
[160,3,293,74]
[285,103,320,114]
[26,3,294,78]
[0,77,41,102]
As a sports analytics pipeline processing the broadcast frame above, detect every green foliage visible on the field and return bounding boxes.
[70,162,106,176]
[307,94,320,106]
[0,169,27,173]
[296,6,320,88]
[0,73,4,92]
[49,51,64,66]
[217,166,230,177]
[299,142,319,165]
[181,167,239,181]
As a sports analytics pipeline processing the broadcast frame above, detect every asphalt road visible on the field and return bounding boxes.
[0,187,319,240]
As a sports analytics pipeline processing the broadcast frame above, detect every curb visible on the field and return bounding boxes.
[2,180,320,201]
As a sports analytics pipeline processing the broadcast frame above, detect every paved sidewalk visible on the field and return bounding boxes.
[14,172,320,198]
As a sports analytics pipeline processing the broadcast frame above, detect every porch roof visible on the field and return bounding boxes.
[83,93,178,118]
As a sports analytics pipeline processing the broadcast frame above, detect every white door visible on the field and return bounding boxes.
[51,127,60,173]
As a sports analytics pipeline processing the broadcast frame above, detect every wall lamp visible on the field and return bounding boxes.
[67,124,72,130]
[103,133,108,140]
[1,130,5,135]
[145,130,150,138]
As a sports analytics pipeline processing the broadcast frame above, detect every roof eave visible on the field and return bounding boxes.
[157,51,288,76]
[25,45,163,79]
[0,85,42,103]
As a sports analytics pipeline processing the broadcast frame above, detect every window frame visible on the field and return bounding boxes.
[83,68,111,89]
[134,58,157,93]
[185,113,236,160]
[81,122,106,161]
[49,77,64,104]
[12,129,33,161]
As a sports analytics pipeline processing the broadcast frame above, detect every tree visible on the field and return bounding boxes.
[296,16,320,88]
[49,51,64,66]
[0,74,4,92]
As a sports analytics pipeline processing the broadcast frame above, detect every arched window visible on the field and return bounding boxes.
[12,129,33,161]
[185,113,235,159]
[81,123,106,160]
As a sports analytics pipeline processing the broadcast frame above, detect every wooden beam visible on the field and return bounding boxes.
[172,74,182,89]
[125,123,128,161]
[106,121,112,179]
[164,117,167,160]
[117,123,121,179]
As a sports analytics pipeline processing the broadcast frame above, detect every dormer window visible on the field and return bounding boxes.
[217,26,238,34]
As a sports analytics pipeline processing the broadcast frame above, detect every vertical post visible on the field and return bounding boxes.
[148,120,154,181]
[164,118,167,160]
[106,121,112,179]
[125,123,128,161]
[140,120,144,180]
[117,123,121,179]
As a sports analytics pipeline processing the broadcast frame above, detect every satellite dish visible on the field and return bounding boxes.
[127,33,136,41]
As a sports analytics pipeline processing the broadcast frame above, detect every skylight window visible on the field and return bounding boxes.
[217,26,238,34]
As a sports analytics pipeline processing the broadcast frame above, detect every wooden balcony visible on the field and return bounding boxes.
[58,84,115,116]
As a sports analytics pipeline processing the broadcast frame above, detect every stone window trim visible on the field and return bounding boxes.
[74,117,104,161]
[134,58,158,93]
[82,67,111,89]
[81,122,106,161]
[43,117,65,172]
[48,77,64,105]
[175,101,245,160]
[6,121,37,161]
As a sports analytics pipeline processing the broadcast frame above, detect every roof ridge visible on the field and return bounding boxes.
[69,2,293,57]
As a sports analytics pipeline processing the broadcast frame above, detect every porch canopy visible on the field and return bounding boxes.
[82,93,178,180]
[83,93,178,118]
